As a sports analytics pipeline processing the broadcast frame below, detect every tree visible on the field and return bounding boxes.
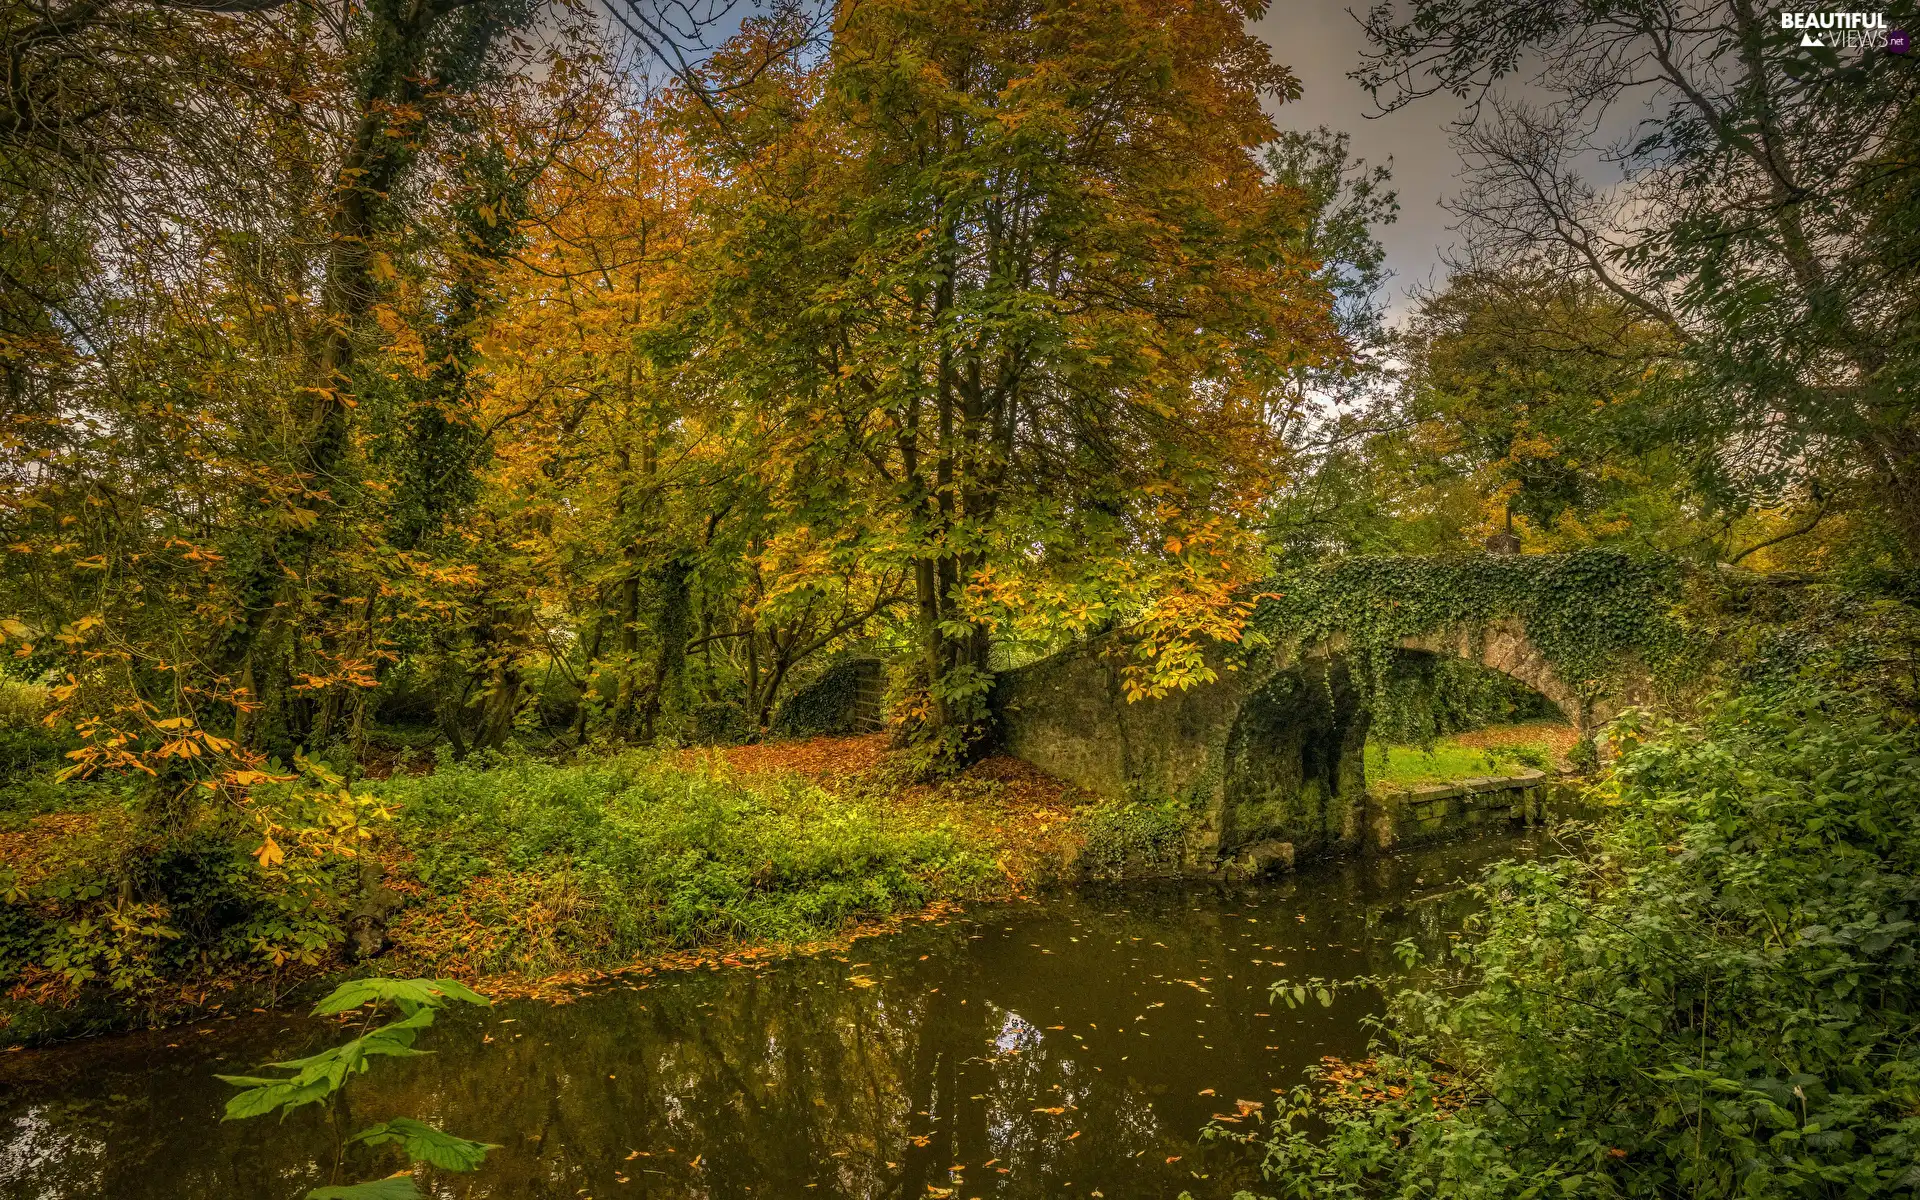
[678,0,1344,763]
[1356,0,1920,561]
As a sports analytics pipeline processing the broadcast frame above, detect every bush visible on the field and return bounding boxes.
[373,751,994,973]
[1240,687,1920,1197]
[0,680,71,805]
[1072,799,1190,878]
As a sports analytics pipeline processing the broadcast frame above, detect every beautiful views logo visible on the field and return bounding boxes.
[1779,10,1892,48]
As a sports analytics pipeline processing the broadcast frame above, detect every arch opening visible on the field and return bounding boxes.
[1219,658,1369,858]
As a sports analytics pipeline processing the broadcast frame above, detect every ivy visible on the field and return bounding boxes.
[1248,550,1688,715]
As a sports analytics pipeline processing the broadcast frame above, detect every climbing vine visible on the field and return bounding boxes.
[1247,551,1689,725]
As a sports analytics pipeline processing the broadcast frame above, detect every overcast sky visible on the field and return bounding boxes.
[1248,3,1475,315]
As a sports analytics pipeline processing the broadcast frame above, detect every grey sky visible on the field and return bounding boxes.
[1248,2,1473,313]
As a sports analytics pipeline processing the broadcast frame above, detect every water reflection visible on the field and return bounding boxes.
[0,835,1536,1199]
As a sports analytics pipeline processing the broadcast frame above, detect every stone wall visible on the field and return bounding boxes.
[772,656,886,737]
[1212,771,1571,880]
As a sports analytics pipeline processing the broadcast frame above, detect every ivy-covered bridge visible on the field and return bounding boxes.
[991,552,1682,867]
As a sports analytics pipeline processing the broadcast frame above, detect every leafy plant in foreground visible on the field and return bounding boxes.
[218,977,496,1199]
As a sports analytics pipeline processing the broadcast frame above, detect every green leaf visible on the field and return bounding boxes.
[352,1117,499,1171]
[312,978,449,1016]
[221,1076,333,1120]
[306,1176,422,1200]
[426,978,491,1008]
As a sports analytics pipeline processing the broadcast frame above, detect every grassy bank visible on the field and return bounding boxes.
[0,737,1107,1040]
[370,750,1005,981]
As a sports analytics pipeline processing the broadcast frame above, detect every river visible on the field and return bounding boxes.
[0,833,1542,1199]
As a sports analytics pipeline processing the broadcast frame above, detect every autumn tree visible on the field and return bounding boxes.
[0,0,589,830]
[677,0,1342,763]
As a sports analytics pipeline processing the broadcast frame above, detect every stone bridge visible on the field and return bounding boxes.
[990,619,1652,867]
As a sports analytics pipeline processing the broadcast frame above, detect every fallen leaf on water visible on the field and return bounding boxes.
[1198,1089,1215,1096]
[689,1155,702,1168]
[849,975,877,988]
[624,1151,647,1160]
[927,1188,953,1198]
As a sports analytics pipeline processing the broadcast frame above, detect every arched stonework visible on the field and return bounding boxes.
[991,618,1650,862]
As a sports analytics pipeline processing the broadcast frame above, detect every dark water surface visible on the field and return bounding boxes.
[0,834,1539,1200]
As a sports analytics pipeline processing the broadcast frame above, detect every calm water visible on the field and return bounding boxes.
[0,834,1538,1200]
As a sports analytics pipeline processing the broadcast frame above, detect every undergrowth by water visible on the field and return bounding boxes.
[374,752,1001,978]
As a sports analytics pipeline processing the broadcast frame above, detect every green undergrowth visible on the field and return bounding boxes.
[1235,685,1920,1197]
[1070,798,1192,879]
[374,751,1001,976]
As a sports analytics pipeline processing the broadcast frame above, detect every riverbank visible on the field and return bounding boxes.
[367,737,1099,992]
[2,721,1580,1046]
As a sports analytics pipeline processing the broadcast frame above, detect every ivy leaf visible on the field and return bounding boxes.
[306,1176,423,1200]
[352,1117,499,1171]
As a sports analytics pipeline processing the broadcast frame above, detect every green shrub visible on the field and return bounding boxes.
[3,815,352,993]
[0,680,71,805]
[1240,687,1920,1197]
[1072,799,1190,878]
[373,751,994,970]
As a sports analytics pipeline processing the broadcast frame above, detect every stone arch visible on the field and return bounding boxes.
[991,616,1649,862]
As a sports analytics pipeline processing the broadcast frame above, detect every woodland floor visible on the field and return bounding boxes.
[370,735,1101,1001]
[695,733,1094,886]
